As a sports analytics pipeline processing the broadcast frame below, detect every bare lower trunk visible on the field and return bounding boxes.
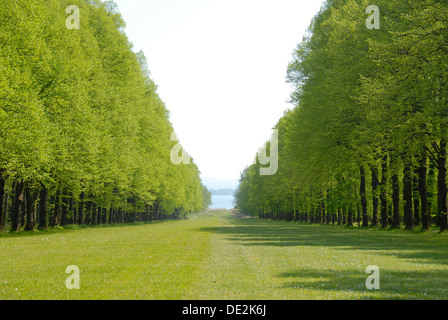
[380,153,389,228]
[84,197,92,225]
[0,174,5,231]
[77,192,84,225]
[388,152,400,229]
[102,207,108,224]
[91,203,98,226]
[418,153,430,230]
[24,186,36,231]
[20,194,26,228]
[60,190,69,227]
[109,207,114,224]
[360,166,368,227]
[347,205,354,226]
[38,187,48,230]
[437,139,447,231]
[391,171,400,228]
[69,196,75,224]
[403,160,414,230]
[50,189,62,227]
[371,165,380,227]
[11,180,25,232]
[413,171,420,226]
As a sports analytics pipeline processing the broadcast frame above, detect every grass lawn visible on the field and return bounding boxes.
[1,210,447,300]
[0,215,218,300]
[192,213,448,300]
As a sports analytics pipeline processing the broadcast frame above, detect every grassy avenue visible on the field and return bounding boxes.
[1,210,447,300]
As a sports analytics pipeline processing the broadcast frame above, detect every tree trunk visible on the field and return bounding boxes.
[322,200,328,224]
[60,190,69,227]
[50,189,62,227]
[371,165,380,227]
[84,197,92,225]
[32,189,38,229]
[117,208,123,224]
[108,207,113,224]
[342,206,347,225]
[20,193,26,228]
[69,195,75,224]
[11,180,25,232]
[428,161,436,225]
[356,201,361,227]
[347,205,354,226]
[437,139,448,231]
[77,192,84,225]
[403,159,414,230]
[4,188,10,226]
[102,207,108,224]
[0,174,5,231]
[360,166,368,227]
[24,186,36,231]
[380,153,389,228]
[418,153,431,230]
[38,187,48,230]
[91,203,98,226]
[391,171,400,228]
[413,170,420,226]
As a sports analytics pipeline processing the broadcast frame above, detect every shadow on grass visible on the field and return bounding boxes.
[277,267,448,299]
[0,220,175,239]
[197,217,448,266]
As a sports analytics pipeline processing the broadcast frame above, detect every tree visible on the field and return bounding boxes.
[0,0,207,231]
[236,0,448,234]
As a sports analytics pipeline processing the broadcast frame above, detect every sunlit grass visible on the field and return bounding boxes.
[190,214,448,300]
[0,215,218,300]
[1,210,447,300]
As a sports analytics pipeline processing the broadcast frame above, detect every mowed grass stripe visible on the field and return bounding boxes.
[192,213,448,300]
[1,211,448,300]
[0,215,218,300]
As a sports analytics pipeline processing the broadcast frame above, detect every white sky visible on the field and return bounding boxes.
[112,0,325,185]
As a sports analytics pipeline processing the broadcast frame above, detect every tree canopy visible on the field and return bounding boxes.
[235,0,448,231]
[0,0,211,231]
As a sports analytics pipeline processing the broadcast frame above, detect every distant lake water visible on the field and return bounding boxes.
[210,195,235,210]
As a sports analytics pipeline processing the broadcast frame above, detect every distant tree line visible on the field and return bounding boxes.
[0,0,211,232]
[235,0,448,232]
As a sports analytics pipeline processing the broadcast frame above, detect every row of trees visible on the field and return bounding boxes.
[0,0,211,232]
[235,0,448,231]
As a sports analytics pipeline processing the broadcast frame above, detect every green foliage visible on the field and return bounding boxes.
[0,0,208,229]
[235,0,448,230]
